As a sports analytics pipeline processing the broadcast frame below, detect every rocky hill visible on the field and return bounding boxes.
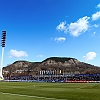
[3,57,100,77]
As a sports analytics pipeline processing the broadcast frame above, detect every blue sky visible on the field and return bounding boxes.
[0,0,100,67]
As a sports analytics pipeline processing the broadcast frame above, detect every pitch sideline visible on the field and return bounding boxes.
[0,92,67,100]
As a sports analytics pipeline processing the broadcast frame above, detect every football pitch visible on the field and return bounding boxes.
[0,82,100,100]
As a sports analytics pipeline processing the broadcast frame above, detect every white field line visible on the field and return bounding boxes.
[0,92,67,100]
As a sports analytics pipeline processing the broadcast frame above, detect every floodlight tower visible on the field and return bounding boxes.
[0,31,6,80]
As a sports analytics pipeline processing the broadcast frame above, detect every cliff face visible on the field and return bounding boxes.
[3,57,100,77]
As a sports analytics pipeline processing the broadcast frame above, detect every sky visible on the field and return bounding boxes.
[0,0,100,67]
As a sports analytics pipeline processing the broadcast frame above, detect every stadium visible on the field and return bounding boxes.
[0,1,100,99]
[2,58,100,83]
[3,70,100,83]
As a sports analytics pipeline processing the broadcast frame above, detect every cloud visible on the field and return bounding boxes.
[36,54,44,58]
[96,3,100,8]
[94,24,99,27]
[56,21,66,31]
[93,32,96,35]
[54,37,66,42]
[56,4,100,37]
[92,11,100,21]
[66,16,90,37]
[83,52,97,61]
[56,16,90,37]
[9,49,28,58]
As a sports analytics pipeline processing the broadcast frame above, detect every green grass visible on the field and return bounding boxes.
[0,82,100,100]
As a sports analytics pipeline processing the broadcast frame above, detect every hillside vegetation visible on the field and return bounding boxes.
[3,57,100,77]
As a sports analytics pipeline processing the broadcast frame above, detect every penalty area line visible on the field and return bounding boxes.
[0,92,67,100]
